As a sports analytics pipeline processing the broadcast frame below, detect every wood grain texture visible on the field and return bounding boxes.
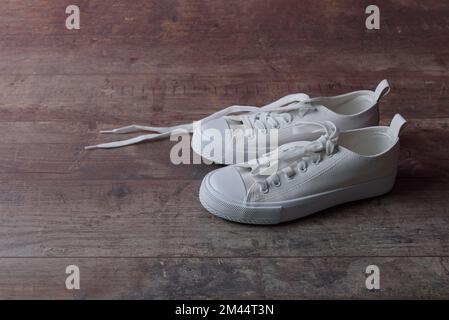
[0,0,448,299]
[1,257,449,299]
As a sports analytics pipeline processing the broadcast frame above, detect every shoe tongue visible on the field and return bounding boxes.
[236,166,256,191]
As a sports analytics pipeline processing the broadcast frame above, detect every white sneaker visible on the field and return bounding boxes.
[192,80,390,164]
[85,81,391,165]
[199,114,406,225]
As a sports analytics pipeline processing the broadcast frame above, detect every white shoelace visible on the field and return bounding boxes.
[236,121,338,193]
[84,93,314,150]
[241,103,316,131]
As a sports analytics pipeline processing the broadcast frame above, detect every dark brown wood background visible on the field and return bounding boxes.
[0,0,448,299]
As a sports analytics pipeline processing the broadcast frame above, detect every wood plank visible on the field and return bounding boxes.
[0,257,448,299]
[1,1,448,39]
[0,176,448,257]
[0,0,448,299]
[0,1,447,82]
[1,75,448,124]
[0,120,447,180]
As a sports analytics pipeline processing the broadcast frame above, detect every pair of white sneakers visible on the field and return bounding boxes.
[86,80,406,225]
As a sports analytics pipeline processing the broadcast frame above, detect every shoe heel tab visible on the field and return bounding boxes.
[389,114,406,138]
[374,79,391,102]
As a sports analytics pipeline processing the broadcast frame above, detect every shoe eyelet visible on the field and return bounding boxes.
[261,187,269,194]
[273,180,281,187]
[300,166,307,173]
[286,173,295,180]
[312,159,320,165]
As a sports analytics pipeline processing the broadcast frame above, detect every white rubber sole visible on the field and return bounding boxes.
[199,173,396,225]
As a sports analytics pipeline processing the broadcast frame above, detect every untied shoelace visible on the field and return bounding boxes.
[84,93,315,150]
[236,121,339,193]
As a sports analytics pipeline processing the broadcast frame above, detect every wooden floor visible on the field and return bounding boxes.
[1,0,449,299]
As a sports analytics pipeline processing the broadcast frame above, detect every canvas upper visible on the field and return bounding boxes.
[203,114,406,205]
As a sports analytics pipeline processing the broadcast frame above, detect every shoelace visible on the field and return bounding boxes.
[84,93,314,150]
[241,103,316,131]
[236,121,338,194]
